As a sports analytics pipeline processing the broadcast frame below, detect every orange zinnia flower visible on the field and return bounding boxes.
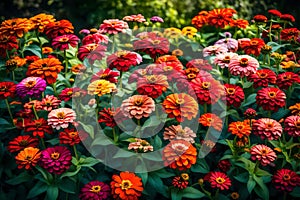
[26,58,63,84]
[199,113,223,131]
[44,19,74,39]
[110,172,143,200]
[15,147,41,169]
[228,121,251,138]
[162,139,197,171]
[0,18,32,38]
[207,8,236,28]
[30,13,56,33]
[87,79,116,97]
[239,38,265,56]
[289,103,300,116]
[230,19,249,29]
[192,11,209,29]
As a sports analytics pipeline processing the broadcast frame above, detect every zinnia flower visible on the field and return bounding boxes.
[198,113,223,131]
[44,19,74,39]
[7,135,39,153]
[150,16,164,23]
[90,68,120,83]
[16,77,46,98]
[223,84,244,108]
[121,95,155,119]
[98,107,124,128]
[208,171,232,190]
[253,15,268,23]
[30,13,56,33]
[47,108,76,130]
[215,38,238,52]
[284,115,300,137]
[181,26,198,38]
[59,87,86,102]
[250,144,277,166]
[40,95,61,111]
[0,18,32,38]
[99,19,129,34]
[0,81,16,99]
[81,32,109,45]
[0,35,19,58]
[186,59,213,71]
[27,58,64,84]
[230,19,249,29]
[25,118,53,138]
[15,147,41,170]
[272,169,300,192]
[123,14,146,23]
[59,128,81,146]
[79,180,111,200]
[252,118,282,140]
[207,8,236,28]
[110,172,143,200]
[217,159,231,172]
[247,69,277,88]
[276,72,300,90]
[289,103,300,116]
[87,80,116,96]
[77,43,107,63]
[136,74,169,98]
[162,139,197,171]
[268,9,282,18]
[107,50,142,72]
[40,146,72,174]
[52,34,80,51]
[163,125,197,143]
[239,38,265,56]
[172,176,188,189]
[280,28,300,41]
[244,108,257,119]
[280,14,296,22]
[191,11,208,29]
[128,138,154,152]
[203,44,227,57]
[256,87,286,112]
[228,55,259,78]
[228,121,251,138]
[162,93,198,122]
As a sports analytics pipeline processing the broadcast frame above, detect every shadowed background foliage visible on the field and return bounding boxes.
[0,0,299,31]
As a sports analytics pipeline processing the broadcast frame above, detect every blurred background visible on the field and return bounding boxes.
[0,0,298,31]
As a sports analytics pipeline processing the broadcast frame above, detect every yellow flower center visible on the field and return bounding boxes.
[56,112,65,119]
[146,75,157,83]
[237,125,244,130]
[202,82,211,89]
[0,86,6,91]
[250,40,258,45]
[163,66,173,72]
[51,152,60,160]
[283,174,290,181]
[224,56,231,63]
[268,91,276,98]
[69,132,77,137]
[226,88,235,95]
[90,185,102,193]
[240,58,249,66]
[152,40,161,45]
[187,73,196,79]
[25,155,32,160]
[295,120,300,129]
[135,99,143,106]
[175,98,185,105]
[216,177,225,184]
[258,72,268,78]
[120,180,133,190]
[25,80,36,88]
[59,37,69,42]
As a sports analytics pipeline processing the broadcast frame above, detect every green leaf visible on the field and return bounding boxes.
[79,157,100,167]
[191,158,210,173]
[290,187,300,197]
[60,166,81,179]
[45,185,59,200]
[0,118,10,125]
[91,134,113,146]
[27,181,48,199]
[242,94,257,107]
[147,174,168,198]
[247,176,256,193]
[113,149,135,158]
[137,172,148,186]
[180,187,205,199]
[253,175,269,200]
[6,171,32,185]
[24,44,42,57]
[78,121,95,139]
[46,138,59,145]
[170,188,182,200]
[271,108,290,120]
[242,81,253,89]
[234,172,249,183]
[58,178,76,194]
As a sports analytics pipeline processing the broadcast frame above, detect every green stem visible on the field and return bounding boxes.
[64,49,68,74]
[73,145,79,160]
[253,160,260,174]
[112,127,118,143]
[40,137,46,149]
[214,189,219,200]
[268,19,273,42]
[35,30,43,54]
[5,99,14,124]
[203,103,207,113]
[52,83,57,96]
[119,71,123,89]
[12,71,15,82]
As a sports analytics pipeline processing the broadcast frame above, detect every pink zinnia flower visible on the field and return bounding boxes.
[16,77,46,98]
[214,52,238,68]
[79,180,111,200]
[123,14,146,23]
[208,171,231,190]
[99,19,129,34]
[40,95,61,111]
[163,125,197,143]
[107,50,142,72]
[272,169,300,192]
[121,95,155,119]
[47,108,76,130]
[52,34,80,51]
[150,16,164,23]
[214,38,238,52]
[256,87,286,112]
[203,44,227,57]
[284,115,300,137]
[40,146,72,174]
[247,69,277,88]
[228,55,259,77]
[250,144,277,166]
[81,32,109,45]
[252,118,282,140]
[186,59,213,71]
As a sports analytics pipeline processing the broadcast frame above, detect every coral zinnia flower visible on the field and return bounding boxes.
[252,118,282,140]
[0,35,19,58]
[7,135,39,153]
[27,58,64,84]
[91,68,120,83]
[247,69,277,88]
[30,13,56,33]
[162,139,197,171]
[163,125,197,143]
[25,118,53,138]
[162,93,198,122]
[223,84,244,108]
[191,11,208,29]
[280,28,300,41]
[110,172,143,200]
[228,121,251,138]
[289,103,300,116]
[121,95,155,120]
[250,144,277,166]
[15,147,41,170]
[79,180,111,200]
[87,79,116,96]
[128,138,154,152]
[207,8,236,28]
[59,128,81,146]
[59,87,86,102]
[272,169,300,192]
[208,171,232,190]
[256,87,286,112]
[44,19,74,39]
[284,115,300,137]
[123,14,146,23]
[137,74,169,98]
[40,95,61,111]
[0,18,32,38]
[99,19,129,34]
[107,50,142,72]
[186,59,213,71]
[40,146,72,174]
[230,19,249,29]
[0,81,16,99]
[172,176,189,189]
[47,108,76,130]
[82,32,109,45]
[276,72,300,90]
[239,38,265,56]
[52,34,80,51]
[199,113,223,131]
[228,55,259,77]
[16,77,46,98]
[203,44,227,57]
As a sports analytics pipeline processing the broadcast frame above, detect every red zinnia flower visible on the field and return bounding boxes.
[186,59,213,71]
[15,147,41,170]
[256,87,286,112]
[247,69,277,88]
[208,171,231,190]
[59,87,86,102]
[280,28,300,41]
[7,135,39,153]
[272,169,300,192]
[207,8,236,28]
[90,68,120,83]
[276,72,300,90]
[191,11,208,29]
[99,19,129,34]
[284,115,300,137]
[0,82,16,99]
[59,128,81,146]
[268,9,282,18]
[137,74,169,98]
[44,19,74,39]
[98,107,124,127]
[110,172,143,200]
[230,19,249,29]
[79,180,111,200]
[252,118,282,140]
[228,121,251,138]
[250,144,277,166]
[107,50,142,72]
[172,176,189,189]
[52,34,80,51]
[253,15,268,23]
[239,38,265,56]
[199,113,223,131]
[78,43,107,64]
[81,32,109,45]
[24,118,53,138]
[244,108,257,119]
[223,84,244,108]
[280,14,296,22]
[0,35,19,58]
[217,159,231,172]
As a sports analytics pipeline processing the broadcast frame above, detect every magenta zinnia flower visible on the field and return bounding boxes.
[228,55,259,77]
[47,108,76,130]
[40,146,72,174]
[107,50,142,72]
[99,19,129,34]
[256,87,286,112]
[150,16,164,23]
[284,115,300,137]
[52,34,80,51]
[77,43,107,64]
[121,95,155,119]
[272,169,300,192]
[250,144,277,166]
[16,77,46,98]
[79,180,111,200]
[252,118,282,140]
